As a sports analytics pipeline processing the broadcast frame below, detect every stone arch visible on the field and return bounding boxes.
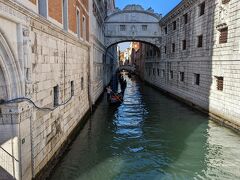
[106,39,161,51]
[0,32,23,100]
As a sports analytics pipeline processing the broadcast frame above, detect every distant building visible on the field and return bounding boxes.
[119,52,125,66]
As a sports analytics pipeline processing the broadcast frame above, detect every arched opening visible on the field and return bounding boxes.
[105,40,161,92]
[0,32,23,100]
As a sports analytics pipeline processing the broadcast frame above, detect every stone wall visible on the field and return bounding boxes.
[89,0,118,104]
[142,0,240,130]
[0,1,92,179]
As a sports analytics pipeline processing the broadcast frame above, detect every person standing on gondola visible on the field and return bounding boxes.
[120,79,127,94]
[106,85,112,102]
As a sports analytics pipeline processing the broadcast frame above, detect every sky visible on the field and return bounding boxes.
[115,0,181,16]
[115,0,181,51]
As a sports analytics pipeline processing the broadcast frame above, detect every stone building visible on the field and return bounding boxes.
[135,0,240,131]
[0,0,117,179]
[89,0,118,104]
[119,52,125,66]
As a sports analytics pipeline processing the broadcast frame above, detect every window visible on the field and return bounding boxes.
[179,72,184,82]
[157,68,160,76]
[82,16,87,40]
[182,40,187,50]
[164,46,167,54]
[62,0,68,30]
[142,25,147,31]
[170,70,174,79]
[38,0,47,17]
[172,43,175,53]
[173,21,177,30]
[81,77,84,90]
[161,70,165,78]
[150,50,153,57]
[197,35,203,47]
[153,68,155,76]
[71,81,74,96]
[164,27,168,34]
[216,76,224,91]
[219,27,228,44]
[76,9,80,37]
[194,74,200,85]
[183,13,188,24]
[120,25,126,31]
[53,85,59,107]
[199,2,205,16]
[222,0,230,4]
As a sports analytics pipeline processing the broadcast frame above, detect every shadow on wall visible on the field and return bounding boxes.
[138,0,223,129]
[0,121,19,180]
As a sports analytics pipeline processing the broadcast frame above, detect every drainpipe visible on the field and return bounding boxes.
[16,24,23,180]
[87,45,93,112]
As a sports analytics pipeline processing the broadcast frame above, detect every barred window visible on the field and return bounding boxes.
[164,46,167,54]
[182,40,187,50]
[173,21,177,30]
[161,70,165,78]
[170,71,174,79]
[222,0,230,4]
[153,68,155,76]
[53,85,59,107]
[71,81,74,96]
[183,13,188,24]
[142,25,148,31]
[194,74,200,85]
[179,72,184,82]
[81,77,84,90]
[164,27,168,34]
[219,27,228,44]
[216,76,224,91]
[199,2,205,16]
[120,25,126,31]
[197,35,203,48]
[172,43,175,52]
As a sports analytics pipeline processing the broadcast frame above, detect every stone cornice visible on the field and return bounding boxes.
[160,0,197,25]
[1,0,90,49]
[105,10,162,22]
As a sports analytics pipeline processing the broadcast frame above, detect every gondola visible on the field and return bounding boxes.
[109,93,123,104]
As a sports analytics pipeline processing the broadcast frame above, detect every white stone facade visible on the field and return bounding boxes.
[0,1,93,179]
[142,0,240,130]
[89,0,118,104]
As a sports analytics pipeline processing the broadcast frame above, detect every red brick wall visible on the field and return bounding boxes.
[48,0,62,24]
[47,0,89,41]
[81,0,89,10]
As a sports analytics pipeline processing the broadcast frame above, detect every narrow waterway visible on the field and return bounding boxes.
[49,75,240,180]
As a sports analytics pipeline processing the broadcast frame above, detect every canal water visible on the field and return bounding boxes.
[49,75,240,180]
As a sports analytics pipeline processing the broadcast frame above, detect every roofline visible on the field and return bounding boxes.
[105,10,162,22]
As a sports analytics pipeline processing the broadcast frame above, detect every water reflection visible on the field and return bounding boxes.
[49,75,240,180]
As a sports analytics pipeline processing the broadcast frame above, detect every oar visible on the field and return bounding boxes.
[110,89,123,103]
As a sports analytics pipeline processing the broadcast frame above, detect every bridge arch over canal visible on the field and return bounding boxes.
[104,5,162,48]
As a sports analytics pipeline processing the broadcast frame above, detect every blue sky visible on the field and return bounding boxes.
[116,0,181,51]
[115,0,181,16]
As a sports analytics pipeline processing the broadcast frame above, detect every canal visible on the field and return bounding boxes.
[49,75,240,180]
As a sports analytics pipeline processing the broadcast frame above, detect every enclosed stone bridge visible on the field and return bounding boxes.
[104,5,162,48]
[119,65,136,72]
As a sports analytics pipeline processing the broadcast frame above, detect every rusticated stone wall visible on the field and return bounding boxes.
[0,1,91,179]
[142,0,240,131]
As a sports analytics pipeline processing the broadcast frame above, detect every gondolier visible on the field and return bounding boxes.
[106,85,112,102]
